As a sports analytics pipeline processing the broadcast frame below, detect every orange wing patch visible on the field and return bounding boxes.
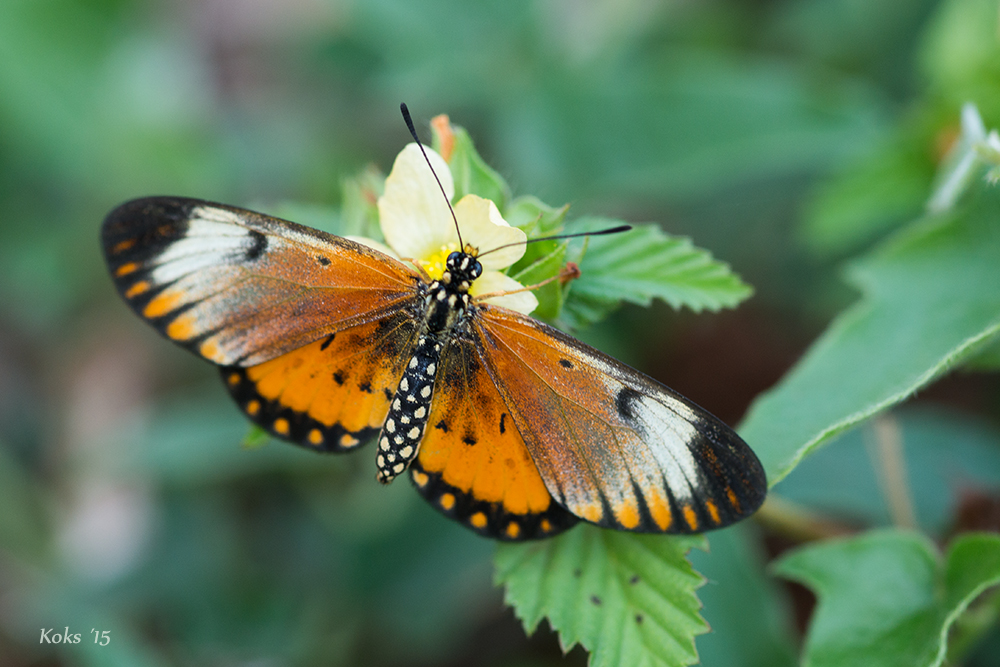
[411,332,577,540]
[102,197,420,367]
[223,309,420,452]
[472,305,766,534]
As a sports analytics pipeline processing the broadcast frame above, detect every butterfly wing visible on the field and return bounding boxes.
[102,197,420,367]
[471,305,766,534]
[223,308,420,452]
[411,331,578,540]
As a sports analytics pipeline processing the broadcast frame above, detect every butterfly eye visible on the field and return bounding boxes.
[446,252,462,269]
[469,261,482,279]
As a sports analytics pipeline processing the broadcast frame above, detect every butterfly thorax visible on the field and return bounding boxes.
[375,251,482,483]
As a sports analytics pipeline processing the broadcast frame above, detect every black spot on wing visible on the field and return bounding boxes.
[359,381,372,393]
[316,255,331,266]
[499,413,506,434]
[615,387,642,422]
[435,420,449,433]
[333,371,345,385]
[320,334,335,351]
[244,229,267,261]
[559,358,573,369]
[462,434,477,446]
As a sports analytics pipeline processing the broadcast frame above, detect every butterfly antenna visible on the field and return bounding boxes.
[400,103,464,251]
[478,224,632,259]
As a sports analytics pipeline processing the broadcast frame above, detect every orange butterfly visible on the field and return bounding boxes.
[101,133,765,541]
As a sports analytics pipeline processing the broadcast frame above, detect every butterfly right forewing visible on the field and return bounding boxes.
[472,304,767,534]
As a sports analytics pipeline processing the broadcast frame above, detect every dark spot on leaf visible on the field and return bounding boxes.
[573,569,581,578]
[359,381,372,393]
[435,420,449,432]
[635,614,643,624]
[317,255,331,266]
[629,575,640,585]
[333,371,345,385]
[320,334,335,351]
[590,595,601,606]
[499,413,506,434]
[559,358,573,369]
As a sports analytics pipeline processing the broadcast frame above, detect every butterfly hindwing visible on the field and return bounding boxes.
[223,308,421,452]
[472,305,767,534]
[411,331,578,540]
[102,197,420,367]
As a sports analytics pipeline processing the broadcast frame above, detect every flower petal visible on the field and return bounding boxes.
[471,271,538,314]
[453,195,527,270]
[378,144,456,260]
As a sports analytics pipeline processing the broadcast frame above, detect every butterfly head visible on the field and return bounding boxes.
[443,251,482,293]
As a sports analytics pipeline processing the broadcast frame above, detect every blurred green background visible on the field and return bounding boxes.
[2,0,1000,665]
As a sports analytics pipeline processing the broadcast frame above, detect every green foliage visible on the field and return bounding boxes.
[774,531,1000,667]
[741,167,1000,484]
[5,0,1000,664]
[495,526,708,667]
[562,219,754,329]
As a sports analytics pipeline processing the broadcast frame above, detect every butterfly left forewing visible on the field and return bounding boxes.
[472,305,766,534]
[102,196,420,367]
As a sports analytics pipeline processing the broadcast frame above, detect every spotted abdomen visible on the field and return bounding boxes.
[376,333,443,483]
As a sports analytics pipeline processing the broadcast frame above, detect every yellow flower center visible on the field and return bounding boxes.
[417,243,461,280]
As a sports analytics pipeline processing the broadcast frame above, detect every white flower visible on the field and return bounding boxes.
[357,143,537,314]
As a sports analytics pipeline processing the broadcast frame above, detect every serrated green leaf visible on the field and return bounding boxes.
[438,124,511,209]
[562,219,753,326]
[739,180,1000,485]
[510,241,568,321]
[504,195,569,237]
[773,530,1000,667]
[495,525,708,667]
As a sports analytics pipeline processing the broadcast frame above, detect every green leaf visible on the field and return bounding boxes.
[688,525,797,667]
[739,180,1000,485]
[340,165,386,239]
[773,530,1000,667]
[801,136,931,256]
[494,526,708,667]
[510,241,568,321]
[560,219,753,329]
[504,195,570,237]
[436,123,511,209]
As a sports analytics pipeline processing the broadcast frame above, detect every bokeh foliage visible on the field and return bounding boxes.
[3,0,1000,666]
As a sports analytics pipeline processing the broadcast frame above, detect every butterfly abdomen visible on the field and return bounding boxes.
[376,333,443,483]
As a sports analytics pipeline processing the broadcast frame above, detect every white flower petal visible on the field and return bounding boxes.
[345,235,399,259]
[471,271,537,314]
[378,144,456,260]
[453,195,527,270]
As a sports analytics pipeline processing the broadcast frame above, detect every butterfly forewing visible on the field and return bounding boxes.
[102,197,420,367]
[472,305,766,534]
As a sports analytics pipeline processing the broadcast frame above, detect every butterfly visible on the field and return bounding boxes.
[101,141,766,542]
